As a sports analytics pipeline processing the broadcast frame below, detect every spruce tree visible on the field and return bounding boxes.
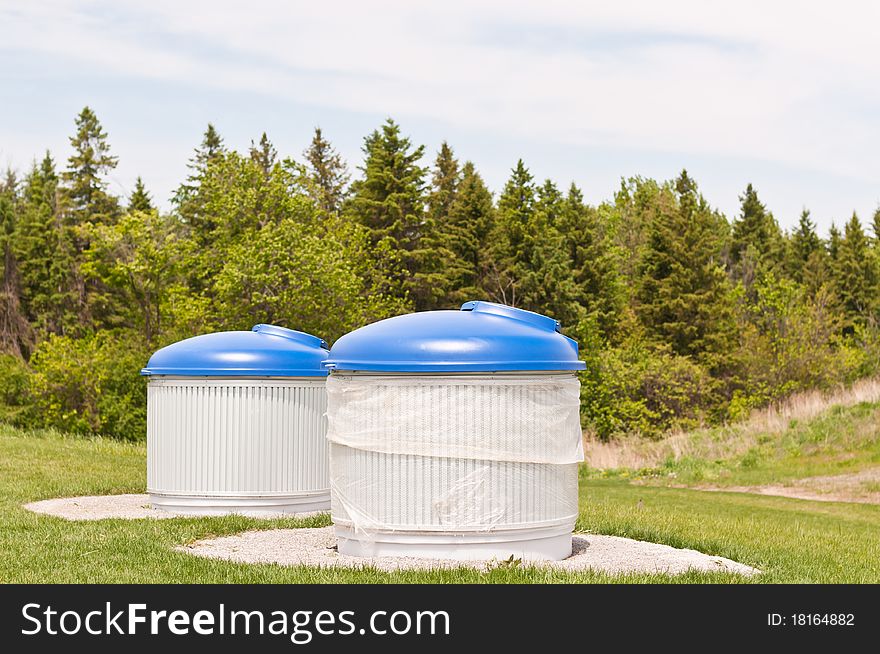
[486,160,535,305]
[835,212,877,328]
[872,206,880,244]
[426,142,459,227]
[128,177,153,212]
[62,106,119,224]
[0,171,31,356]
[346,119,427,304]
[556,183,626,341]
[414,143,461,309]
[14,153,76,335]
[173,123,226,229]
[789,208,821,282]
[487,164,578,322]
[730,183,785,283]
[827,222,841,266]
[249,132,277,175]
[438,161,495,305]
[303,127,349,217]
[637,170,735,364]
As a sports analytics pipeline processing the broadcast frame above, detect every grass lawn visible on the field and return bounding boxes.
[0,422,878,583]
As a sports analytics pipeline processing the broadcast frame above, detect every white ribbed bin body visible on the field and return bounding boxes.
[147,377,329,515]
[327,373,582,561]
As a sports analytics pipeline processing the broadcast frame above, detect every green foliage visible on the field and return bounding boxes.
[557,186,628,342]
[0,354,32,424]
[434,161,495,305]
[127,177,153,212]
[735,274,843,406]
[62,106,119,224]
[636,171,736,368]
[346,119,428,306]
[834,212,877,329]
[5,108,880,442]
[214,218,409,342]
[303,127,350,217]
[82,211,183,343]
[28,331,149,441]
[580,337,713,439]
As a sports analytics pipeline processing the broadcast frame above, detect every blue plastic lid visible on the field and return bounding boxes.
[141,324,329,377]
[324,301,586,372]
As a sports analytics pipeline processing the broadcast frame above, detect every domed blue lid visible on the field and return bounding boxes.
[141,324,329,377]
[325,301,586,372]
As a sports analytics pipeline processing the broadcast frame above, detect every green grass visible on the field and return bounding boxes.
[595,400,880,488]
[0,424,879,583]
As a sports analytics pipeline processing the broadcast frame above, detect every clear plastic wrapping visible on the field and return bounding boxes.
[326,374,583,536]
[325,374,584,465]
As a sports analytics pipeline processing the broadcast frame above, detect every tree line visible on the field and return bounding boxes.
[1,107,879,440]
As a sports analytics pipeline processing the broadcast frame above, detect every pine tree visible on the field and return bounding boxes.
[0,171,31,356]
[128,177,153,212]
[871,206,880,244]
[249,132,277,175]
[173,123,226,229]
[487,164,577,322]
[346,119,427,304]
[788,208,821,282]
[62,106,119,224]
[730,183,785,283]
[835,212,877,328]
[427,142,459,226]
[303,127,349,217]
[14,153,77,335]
[827,222,841,265]
[413,143,461,309]
[437,161,495,305]
[637,170,735,364]
[485,160,535,306]
[556,183,626,341]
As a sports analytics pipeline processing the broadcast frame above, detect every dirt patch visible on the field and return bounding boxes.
[23,494,326,521]
[696,467,880,505]
[179,526,758,576]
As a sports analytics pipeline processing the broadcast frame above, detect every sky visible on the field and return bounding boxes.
[1,0,878,234]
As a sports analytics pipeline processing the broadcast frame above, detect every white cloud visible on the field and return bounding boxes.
[0,0,878,194]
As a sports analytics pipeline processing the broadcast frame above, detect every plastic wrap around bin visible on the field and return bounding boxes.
[324,301,586,561]
[140,324,330,515]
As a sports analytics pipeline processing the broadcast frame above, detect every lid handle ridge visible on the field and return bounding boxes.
[459,301,561,332]
[252,324,329,350]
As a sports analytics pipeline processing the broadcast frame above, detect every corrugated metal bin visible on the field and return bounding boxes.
[141,324,330,515]
[324,301,585,560]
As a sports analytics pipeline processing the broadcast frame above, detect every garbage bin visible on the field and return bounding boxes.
[324,301,585,560]
[141,324,330,515]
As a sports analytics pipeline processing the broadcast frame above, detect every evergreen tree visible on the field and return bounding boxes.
[872,206,880,244]
[62,106,119,224]
[128,177,153,212]
[637,170,735,364]
[556,184,626,341]
[249,132,277,175]
[173,123,226,229]
[485,160,535,306]
[303,127,349,217]
[730,183,785,283]
[827,222,842,265]
[789,208,821,282]
[414,143,461,309]
[0,171,31,356]
[835,212,877,328]
[14,153,77,335]
[436,161,495,305]
[487,163,577,322]
[426,142,459,227]
[346,119,427,304]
